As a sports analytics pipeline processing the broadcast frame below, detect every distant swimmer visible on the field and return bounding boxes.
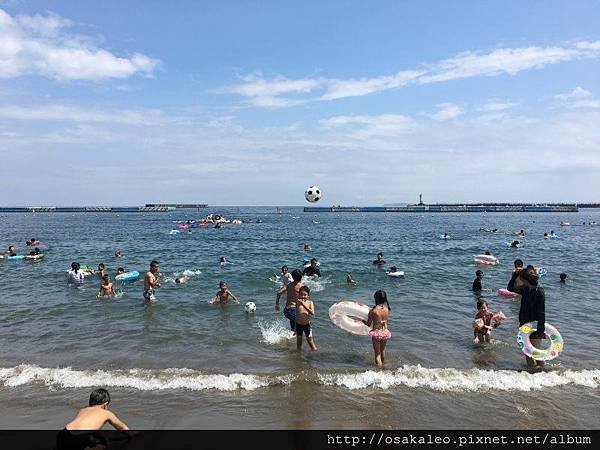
[346,273,357,284]
[516,229,525,237]
[275,269,304,334]
[303,243,312,251]
[372,252,385,266]
[97,275,117,298]
[116,267,125,277]
[66,262,85,285]
[295,285,317,351]
[441,233,449,239]
[26,238,41,246]
[58,388,129,449]
[560,273,567,283]
[303,258,321,277]
[8,245,17,257]
[143,260,161,302]
[114,249,122,258]
[175,275,189,284]
[219,256,227,265]
[510,240,520,248]
[362,290,391,368]
[25,249,43,260]
[210,281,240,305]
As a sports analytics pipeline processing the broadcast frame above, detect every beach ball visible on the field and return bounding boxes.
[305,186,322,203]
[244,301,257,313]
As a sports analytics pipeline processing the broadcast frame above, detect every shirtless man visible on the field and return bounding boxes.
[275,269,303,334]
[295,285,317,351]
[143,260,160,302]
[57,388,129,450]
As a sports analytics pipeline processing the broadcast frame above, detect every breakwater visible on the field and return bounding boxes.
[304,204,579,213]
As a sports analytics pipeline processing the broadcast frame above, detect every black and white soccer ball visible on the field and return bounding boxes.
[244,301,256,313]
[305,186,322,203]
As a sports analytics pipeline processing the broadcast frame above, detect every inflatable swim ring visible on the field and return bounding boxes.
[474,254,498,265]
[328,300,371,336]
[387,271,405,277]
[7,255,25,260]
[498,288,520,299]
[536,267,547,277]
[560,221,570,227]
[517,322,563,361]
[115,271,140,282]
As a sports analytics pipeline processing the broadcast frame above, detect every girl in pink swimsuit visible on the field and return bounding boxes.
[363,290,391,368]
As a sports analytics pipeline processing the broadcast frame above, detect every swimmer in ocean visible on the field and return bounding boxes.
[219,256,227,265]
[210,281,240,304]
[346,274,357,284]
[175,275,189,284]
[510,240,520,248]
[303,243,312,251]
[114,249,122,258]
[560,273,567,283]
[97,263,106,279]
[98,276,117,298]
[303,258,321,277]
[373,252,385,266]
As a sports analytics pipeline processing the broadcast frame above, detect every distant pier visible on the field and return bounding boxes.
[304,203,580,213]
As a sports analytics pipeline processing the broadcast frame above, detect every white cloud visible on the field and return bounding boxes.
[570,99,600,109]
[479,99,518,112]
[0,8,159,80]
[429,103,463,121]
[220,41,600,107]
[320,114,414,138]
[0,104,167,125]
[555,86,592,100]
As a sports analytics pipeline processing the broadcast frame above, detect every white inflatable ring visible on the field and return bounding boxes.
[387,271,405,277]
[517,322,563,361]
[329,300,371,336]
[474,254,498,265]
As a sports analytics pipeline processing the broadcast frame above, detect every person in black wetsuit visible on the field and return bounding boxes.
[507,259,524,291]
[303,258,321,277]
[372,252,385,266]
[514,268,546,368]
[472,270,491,308]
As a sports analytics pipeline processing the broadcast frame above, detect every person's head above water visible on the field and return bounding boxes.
[150,260,159,272]
[219,281,227,289]
[560,273,567,282]
[89,388,110,407]
[389,266,398,272]
[485,251,491,255]
[116,267,124,274]
[475,269,483,278]
[98,263,105,269]
[514,259,524,269]
[374,290,390,310]
[291,269,303,282]
[281,265,288,273]
[71,262,80,271]
[310,258,318,266]
[376,252,383,258]
[175,278,181,284]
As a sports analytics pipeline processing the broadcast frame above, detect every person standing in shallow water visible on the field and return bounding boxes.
[143,260,160,302]
[513,267,546,369]
[363,290,391,368]
[275,269,303,334]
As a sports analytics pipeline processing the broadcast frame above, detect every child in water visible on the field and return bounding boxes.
[97,276,117,298]
[211,281,240,304]
[346,273,357,284]
[363,290,391,367]
[472,302,505,344]
[295,285,317,351]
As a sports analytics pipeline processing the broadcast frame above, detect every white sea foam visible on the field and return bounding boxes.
[1,364,598,393]
[0,365,289,392]
[318,365,600,392]
[301,276,331,292]
[258,320,295,345]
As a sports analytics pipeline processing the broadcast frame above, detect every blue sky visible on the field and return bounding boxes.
[1,1,600,205]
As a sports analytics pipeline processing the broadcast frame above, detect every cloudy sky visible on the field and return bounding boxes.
[1,1,599,206]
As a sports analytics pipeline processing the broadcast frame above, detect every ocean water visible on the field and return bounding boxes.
[1,208,599,429]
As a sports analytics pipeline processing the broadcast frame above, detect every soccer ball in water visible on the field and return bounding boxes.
[244,301,256,313]
[305,186,322,203]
